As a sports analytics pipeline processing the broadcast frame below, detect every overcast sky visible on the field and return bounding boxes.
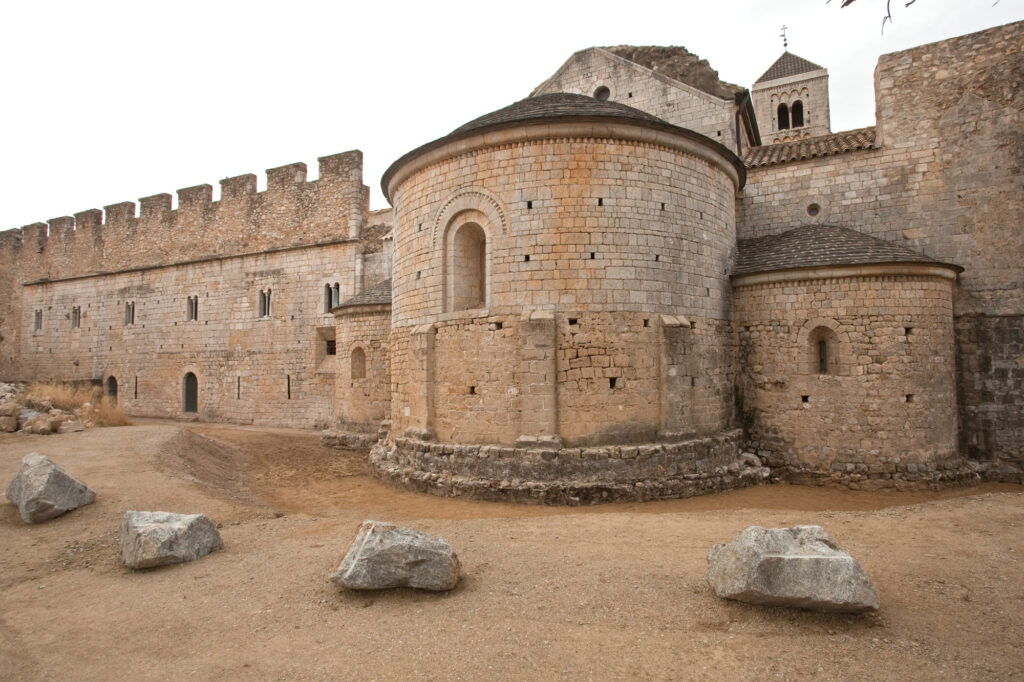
[1,0,1020,229]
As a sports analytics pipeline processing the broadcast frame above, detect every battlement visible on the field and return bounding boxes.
[0,149,369,283]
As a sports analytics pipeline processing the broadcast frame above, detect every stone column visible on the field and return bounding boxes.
[659,314,693,439]
[405,323,436,440]
[515,310,561,449]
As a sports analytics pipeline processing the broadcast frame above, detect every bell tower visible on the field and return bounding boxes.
[751,48,831,144]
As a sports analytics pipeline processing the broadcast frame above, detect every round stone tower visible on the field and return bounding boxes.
[375,93,762,503]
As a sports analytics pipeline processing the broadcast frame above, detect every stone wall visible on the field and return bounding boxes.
[19,242,355,428]
[387,128,741,448]
[533,48,745,153]
[737,21,1023,465]
[334,305,391,432]
[733,270,959,478]
[0,150,369,382]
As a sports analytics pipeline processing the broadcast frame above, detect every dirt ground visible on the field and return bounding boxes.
[1,422,1022,681]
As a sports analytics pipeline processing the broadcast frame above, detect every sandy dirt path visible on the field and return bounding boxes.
[1,422,1022,680]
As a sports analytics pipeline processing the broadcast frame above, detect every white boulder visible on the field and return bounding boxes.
[331,520,461,591]
[119,511,224,569]
[5,453,96,523]
[707,525,880,613]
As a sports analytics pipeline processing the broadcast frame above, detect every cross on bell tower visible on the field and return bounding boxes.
[780,25,789,52]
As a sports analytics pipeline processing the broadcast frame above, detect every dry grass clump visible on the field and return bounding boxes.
[95,397,130,426]
[24,381,130,427]
[25,382,96,412]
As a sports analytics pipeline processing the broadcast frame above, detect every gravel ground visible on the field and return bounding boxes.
[1,422,1022,681]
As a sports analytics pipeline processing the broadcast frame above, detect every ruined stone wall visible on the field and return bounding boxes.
[334,306,391,431]
[733,271,959,480]
[737,22,1023,464]
[19,242,355,428]
[388,133,740,446]
[0,151,368,382]
[533,49,742,152]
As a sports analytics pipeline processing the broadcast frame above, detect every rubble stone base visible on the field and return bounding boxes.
[369,429,770,505]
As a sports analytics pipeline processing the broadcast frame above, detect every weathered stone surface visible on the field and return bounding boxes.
[707,525,879,612]
[57,420,85,434]
[5,453,96,523]
[0,415,16,432]
[119,511,224,569]
[331,520,460,591]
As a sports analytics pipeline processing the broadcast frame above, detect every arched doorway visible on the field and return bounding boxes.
[105,376,118,404]
[183,372,198,413]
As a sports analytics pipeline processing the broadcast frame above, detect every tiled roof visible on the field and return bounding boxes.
[755,52,826,84]
[734,225,959,275]
[744,128,876,167]
[337,279,391,308]
[454,93,668,134]
[601,46,745,100]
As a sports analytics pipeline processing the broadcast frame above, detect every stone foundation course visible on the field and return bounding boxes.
[370,429,770,504]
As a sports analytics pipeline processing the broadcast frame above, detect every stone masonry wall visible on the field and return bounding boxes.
[19,242,356,428]
[334,306,391,432]
[388,133,740,446]
[737,22,1023,464]
[0,150,368,382]
[533,49,744,153]
[733,273,959,478]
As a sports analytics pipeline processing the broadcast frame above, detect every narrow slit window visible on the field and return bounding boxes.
[286,375,291,400]
[818,339,828,374]
[71,306,81,329]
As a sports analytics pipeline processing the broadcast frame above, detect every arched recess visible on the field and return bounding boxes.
[350,346,366,380]
[796,318,852,376]
[431,188,507,246]
[183,372,198,413]
[444,217,489,312]
[105,376,118,404]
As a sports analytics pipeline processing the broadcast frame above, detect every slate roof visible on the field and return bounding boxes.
[601,46,745,100]
[453,93,669,133]
[755,52,826,84]
[744,128,876,167]
[734,225,961,275]
[336,279,391,308]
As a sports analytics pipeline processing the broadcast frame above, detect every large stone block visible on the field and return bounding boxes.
[706,525,879,613]
[119,511,224,569]
[5,453,96,523]
[331,520,461,591]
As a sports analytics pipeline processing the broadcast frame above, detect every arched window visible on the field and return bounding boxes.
[791,100,804,128]
[350,347,366,380]
[324,284,332,313]
[777,103,790,130]
[183,372,198,413]
[332,283,340,307]
[448,222,487,311]
[105,376,118,404]
[808,326,839,374]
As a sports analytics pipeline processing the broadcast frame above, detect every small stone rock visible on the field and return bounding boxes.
[56,421,85,434]
[5,453,96,523]
[331,520,461,591]
[119,511,224,569]
[0,415,16,432]
[707,525,879,613]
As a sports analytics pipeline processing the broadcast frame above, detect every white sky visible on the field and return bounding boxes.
[1,0,1020,229]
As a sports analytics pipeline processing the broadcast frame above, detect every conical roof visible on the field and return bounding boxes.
[453,93,669,133]
[755,52,826,84]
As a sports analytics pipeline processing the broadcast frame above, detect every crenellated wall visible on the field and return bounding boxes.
[0,150,369,382]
